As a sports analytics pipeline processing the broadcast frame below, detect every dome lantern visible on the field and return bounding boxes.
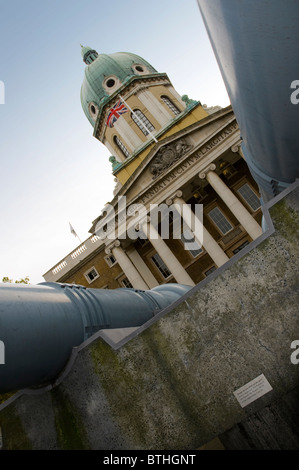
[81,45,99,65]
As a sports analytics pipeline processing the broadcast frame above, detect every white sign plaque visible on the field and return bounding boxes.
[233,374,273,408]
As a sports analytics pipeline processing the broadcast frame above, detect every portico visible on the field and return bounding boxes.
[43,48,263,290]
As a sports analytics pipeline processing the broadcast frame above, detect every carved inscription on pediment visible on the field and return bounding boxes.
[149,139,192,179]
[137,121,238,205]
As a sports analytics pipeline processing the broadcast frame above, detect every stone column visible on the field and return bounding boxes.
[199,164,263,240]
[126,247,159,288]
[105,241,148,290]
[166,190,229,267]
[141,218,195,287]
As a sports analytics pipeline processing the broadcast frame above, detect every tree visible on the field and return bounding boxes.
[2,276,30,284]
[15,277,30,284]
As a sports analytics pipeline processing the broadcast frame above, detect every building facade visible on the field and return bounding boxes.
[43,46,263,289]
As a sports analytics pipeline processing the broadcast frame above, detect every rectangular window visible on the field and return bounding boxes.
[104,255,117,267]
[205,266,217,277]
[180,229,203,258]
[121,277,133,288]
[131,109,155,135]
[84,267,100,284]
[208,207,233,234]
[232,240,250,254]
[161,95,181,116]
[137,230,148,246]
[237,183,261,211]
[151,253,171,279]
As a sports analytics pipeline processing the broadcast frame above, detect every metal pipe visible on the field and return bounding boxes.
[197,0,299,200]
[0,282,191,393]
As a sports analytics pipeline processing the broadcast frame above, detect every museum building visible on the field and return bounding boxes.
[43,46,263,289]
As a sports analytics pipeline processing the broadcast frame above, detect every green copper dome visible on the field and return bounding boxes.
[80,46,159,127]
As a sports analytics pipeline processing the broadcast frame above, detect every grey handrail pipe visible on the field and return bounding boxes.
[197,0,299,201]
[0,282,191,393]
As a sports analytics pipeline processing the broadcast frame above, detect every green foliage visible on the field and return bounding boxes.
[2,276,30,284]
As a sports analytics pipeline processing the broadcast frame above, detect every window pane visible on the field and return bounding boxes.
[161,95,181,115]
[121,277,133,288]
[151,253,171,279]
[232,240,250,254]
[105,255,117,267]
[85,267,100,283]
[181,229,202,257]
[205,266,217,277]
[237,184,261,211]
[114,136,130,158]
[88,269,97,280]
[208,207,233,234]
[131,109,155,135]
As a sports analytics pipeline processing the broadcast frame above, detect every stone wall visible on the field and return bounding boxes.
[1,183,299,450]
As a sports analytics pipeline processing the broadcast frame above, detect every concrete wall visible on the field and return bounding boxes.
[1,183,299,450]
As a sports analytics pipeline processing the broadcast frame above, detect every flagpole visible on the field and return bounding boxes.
[118,94,158,143]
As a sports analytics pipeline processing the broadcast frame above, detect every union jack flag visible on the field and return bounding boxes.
[106,100,128,128]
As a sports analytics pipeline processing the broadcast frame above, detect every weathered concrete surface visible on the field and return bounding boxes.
[0,184,299,450]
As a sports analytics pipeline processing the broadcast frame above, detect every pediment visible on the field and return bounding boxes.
[121,106,237,203]
[89,106,238,233]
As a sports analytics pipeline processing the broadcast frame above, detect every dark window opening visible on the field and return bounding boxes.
[106,78,116,88]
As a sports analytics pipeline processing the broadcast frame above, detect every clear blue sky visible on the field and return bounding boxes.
[0,0,230,284]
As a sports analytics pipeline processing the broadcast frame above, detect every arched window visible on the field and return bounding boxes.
[161,95,181,116]
[114,136,130,159]
[131,109,155,136]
